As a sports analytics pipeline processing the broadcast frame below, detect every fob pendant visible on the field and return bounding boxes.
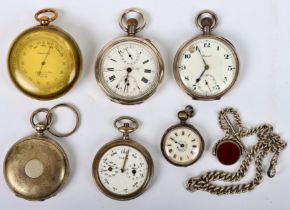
[92,116,154,200]
[214,137,243,165]
[161,106,204,167]
[212,108,246,165]
[174,10,239,100]
[8,8,82,100]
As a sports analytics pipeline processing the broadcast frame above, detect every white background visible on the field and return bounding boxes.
[0,0,289,209]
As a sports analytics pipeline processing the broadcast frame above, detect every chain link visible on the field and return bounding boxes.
[187,108,287,195]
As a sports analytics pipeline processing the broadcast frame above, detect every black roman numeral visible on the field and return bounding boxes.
[144,69,151,73]
[141,77,148,83]
[109,75,116,82]
[107,68,114,71]
[179,65,186,70]
[228,65,235,71]
[143,60,149,64]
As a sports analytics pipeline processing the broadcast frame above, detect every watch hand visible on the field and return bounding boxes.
[126,82,129,93]
[104,68,127,72]
[205,80,212,92]
[196,46,209,69]
[193,47,210,84]
[123,67,132,92]
[37,45,52,75]
[125,49,133,60]
[170,137,185,148]
[124,74,129,92]
[121,149,130,173]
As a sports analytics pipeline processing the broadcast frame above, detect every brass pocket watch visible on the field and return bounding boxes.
[92,116,154,200]
[161,105,204,167]
[173,10,239,100]
[8,8,82,100]
[4,104,80,201]
[95,8,164,105]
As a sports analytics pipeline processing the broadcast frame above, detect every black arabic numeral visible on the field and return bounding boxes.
[204,42,210,48]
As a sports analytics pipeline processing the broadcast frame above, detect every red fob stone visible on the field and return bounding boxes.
[216,140,241,165]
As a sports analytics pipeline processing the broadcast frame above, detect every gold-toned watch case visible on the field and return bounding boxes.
[3,135,69,201]
[95,36,164,105]
[92,138,154,200]
[8,24,82,100]
[173,34,239,100]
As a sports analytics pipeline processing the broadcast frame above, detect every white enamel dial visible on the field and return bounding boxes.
[97,145,149,195]
[162,126,204,166]
[98,40,161,102]
[175,37,238,99]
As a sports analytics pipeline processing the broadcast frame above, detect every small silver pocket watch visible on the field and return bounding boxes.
[174,10,239,100]
[95,8,164,105]
[92,116,154,200]
[3,104,79,201]
[161,106,204,167]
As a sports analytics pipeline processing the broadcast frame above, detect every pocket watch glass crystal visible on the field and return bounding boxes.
[162,126,204,166]
[92,116,153,200]
[8,9,82,100]
[175,37,238,98]
[174,10,239,100]
[98,145,149,195]
[96,8,164,105]
[161,106,204,167]
[98,39,161,101]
